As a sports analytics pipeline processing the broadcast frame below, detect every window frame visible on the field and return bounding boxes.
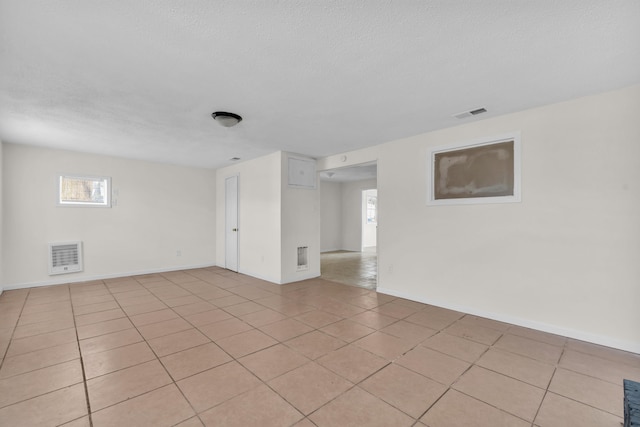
[57,174,112,207]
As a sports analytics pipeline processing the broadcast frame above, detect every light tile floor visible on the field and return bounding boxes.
[320,249,377,289]
[0,267,639,426]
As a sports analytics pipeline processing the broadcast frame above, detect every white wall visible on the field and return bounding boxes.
[320,180,342,252]
[215,152,282,283]
[0,141,4,294]
[3,144,216,288]
[341,178,377,251]
[280,152,321,283]
[320,84,640,353]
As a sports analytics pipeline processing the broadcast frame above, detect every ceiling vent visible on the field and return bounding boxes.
[453,107,488,119]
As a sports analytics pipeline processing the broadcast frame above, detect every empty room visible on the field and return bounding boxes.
[1,1,639,426]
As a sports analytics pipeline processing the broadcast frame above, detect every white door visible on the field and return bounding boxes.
[225,175,239,272]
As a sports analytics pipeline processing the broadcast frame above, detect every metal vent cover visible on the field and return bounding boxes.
[453,107,488,119]
[49,241,83,275]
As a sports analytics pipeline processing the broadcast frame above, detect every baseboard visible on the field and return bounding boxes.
[3,264,217,291]
[377,287,640,354]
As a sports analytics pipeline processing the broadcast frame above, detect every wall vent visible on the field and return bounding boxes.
[297,246,309,271]
[453,107,488,119]
[49,241,83,275]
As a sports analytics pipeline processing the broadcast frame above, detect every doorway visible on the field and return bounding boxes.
[318,162,378,289]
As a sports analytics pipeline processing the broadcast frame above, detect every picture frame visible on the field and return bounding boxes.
[426,132,521,206]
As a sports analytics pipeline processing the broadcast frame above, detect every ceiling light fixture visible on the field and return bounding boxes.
[211,111,243,127]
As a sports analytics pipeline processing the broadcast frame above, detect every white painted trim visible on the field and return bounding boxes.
[377,286,640,354]
[3,264,216,290]
[426,131,521,206]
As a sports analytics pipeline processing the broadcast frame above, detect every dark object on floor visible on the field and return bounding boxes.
[624,379,640,427]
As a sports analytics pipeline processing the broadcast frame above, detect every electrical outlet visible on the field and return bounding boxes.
[176,250,182,257]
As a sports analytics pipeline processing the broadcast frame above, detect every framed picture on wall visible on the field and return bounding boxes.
[426,132,521,206]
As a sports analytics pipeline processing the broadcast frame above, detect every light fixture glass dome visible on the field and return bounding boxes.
[212,111,242,127]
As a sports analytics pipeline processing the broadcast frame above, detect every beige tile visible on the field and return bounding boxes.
[129,308,179,327]
[294,310,343,328]
[445,321,504,345]
[238,308,288,327]
[350,311,398,329]
[548,368,623,417]
[137,317,192,340]
[457,314,511,331]
[353,331,414,360]
[6,328,77,357]
[71,294,115,307]
[83,341,156,379]
[161,342,232,381]
[0,359,83,408]
[239,344,309,381]
[0,342,79,379]
[380,320,437,344]
[507,325,566,347]
[183,309,233,327]
[396,345,470,386]
[172,301,216,317]
[422,332,488,363]
[559,349,640,384]
[21,300,71,315]
[147,328,209,357]
[211,295,249,308]
[405,310,461,330]
[223,301,265,316]
[373,302,420,319]
[60,415,91,427]
[320,318,376,343]
[174,417,205,427]
[476,348,555,389]
[116,294,161,308]
[74,308,126,326]
[452,366,545,422]
[534,392,622,427]
[0,383,87,427]
[76,317,134,340]
[291,418,316,427]
[91,384,195,427]
[73,298,115,315]
[317,344,388,383]
[309,386,414,427]
[268,362,353,415]
[566,338,640,367]
[177,361,261,412]
[198,317,254,341]
[199,385,303,427]
[87,359,172,411]
[216,329,277,358]
[17,309,73,326]
[361,364,447,418]
[422,389,530,427]
[79,328,143,356]
[121,300,167,316]
[285,331,346,360]
[493,334,563,365]
[259,318,314,342]
[12,318,75,339]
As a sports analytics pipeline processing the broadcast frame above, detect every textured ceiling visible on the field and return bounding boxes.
[1,1,639,169]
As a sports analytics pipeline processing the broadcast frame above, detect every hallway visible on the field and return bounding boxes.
[320,249,377,290]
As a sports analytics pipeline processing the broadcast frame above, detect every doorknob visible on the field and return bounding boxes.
[232,228,238,232]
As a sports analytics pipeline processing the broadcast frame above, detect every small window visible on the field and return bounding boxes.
[58,175,111,207]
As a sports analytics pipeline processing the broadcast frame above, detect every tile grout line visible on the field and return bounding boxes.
[69,281,96,427]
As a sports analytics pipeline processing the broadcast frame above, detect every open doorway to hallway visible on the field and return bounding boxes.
[318,162,377,289]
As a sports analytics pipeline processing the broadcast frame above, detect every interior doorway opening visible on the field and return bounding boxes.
[318,162,378,289]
